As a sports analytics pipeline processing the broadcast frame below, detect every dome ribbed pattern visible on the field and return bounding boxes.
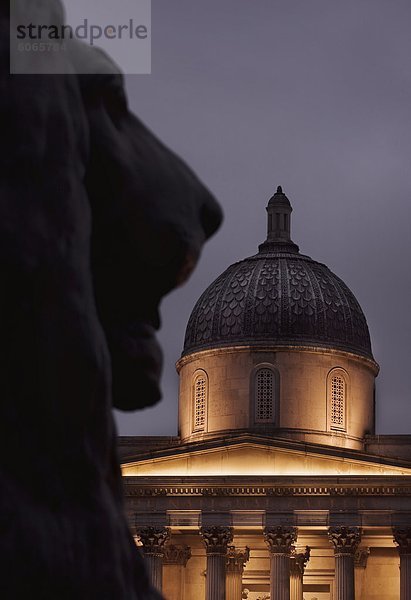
[183,249,372,359]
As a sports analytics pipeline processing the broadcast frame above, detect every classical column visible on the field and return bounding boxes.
[163,544,192,600]
[393,528,411,600]
[226,546,250,600]
[328,526,361,600]
[264,526,298,600]
[135,526,170,593]
[200,526,234,600]
[290,546,310,600]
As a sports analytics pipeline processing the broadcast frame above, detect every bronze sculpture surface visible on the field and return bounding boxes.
[0,1,222,597]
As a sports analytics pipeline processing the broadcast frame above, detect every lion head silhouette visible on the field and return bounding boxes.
[0,1,222,597]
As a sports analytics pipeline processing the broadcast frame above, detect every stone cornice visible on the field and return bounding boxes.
[123,476,411,498]
[176,343,379,375]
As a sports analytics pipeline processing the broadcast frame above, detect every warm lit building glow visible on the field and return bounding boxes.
[121,189,411,599]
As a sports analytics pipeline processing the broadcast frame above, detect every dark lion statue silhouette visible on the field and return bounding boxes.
[0,1,222,598]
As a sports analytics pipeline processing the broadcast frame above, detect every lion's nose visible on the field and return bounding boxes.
[200,194,224,240]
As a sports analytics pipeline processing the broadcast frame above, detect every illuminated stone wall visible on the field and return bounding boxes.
[177,345,378,450]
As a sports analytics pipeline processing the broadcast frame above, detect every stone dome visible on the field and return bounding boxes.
[183,187,373,360]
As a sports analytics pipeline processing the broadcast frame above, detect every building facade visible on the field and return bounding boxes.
[120,188,411,600]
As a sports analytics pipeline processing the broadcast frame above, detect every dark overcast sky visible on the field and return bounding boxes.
[115,0,411,436]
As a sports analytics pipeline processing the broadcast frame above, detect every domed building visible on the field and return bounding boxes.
[120,189,411,600]
[179,186,377,451]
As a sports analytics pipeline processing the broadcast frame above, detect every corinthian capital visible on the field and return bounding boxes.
[290,546,311,575]
[393,528,411,555]
[200,526,234,555]
[226,546,250,573]
[163,544,192,566]
[354,547,370,568]
[136,526,170,557]
[263,526,297,555]
[328,526,361,555]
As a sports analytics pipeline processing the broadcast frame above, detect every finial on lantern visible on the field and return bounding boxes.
[258,186,299,254]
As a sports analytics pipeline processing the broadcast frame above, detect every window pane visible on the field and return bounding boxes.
[256,368,274,422]
[331,375,345,428]
[194,374,206,430]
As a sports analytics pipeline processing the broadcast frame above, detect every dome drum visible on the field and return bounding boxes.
[177,345,376,450]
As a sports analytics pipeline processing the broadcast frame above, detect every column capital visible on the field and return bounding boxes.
[200,525,234,555]
[354,547,370,568]
[290,545,311,576]
[328,526,361,556]
[136,526,171,557]
[226,546,250,573]
[264,525,298,555]
[393,527,411,555]
[163,544,192,566]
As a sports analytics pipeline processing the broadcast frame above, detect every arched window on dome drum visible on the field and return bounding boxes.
[329,371,347,431]
[254,367,276,423]
[193,370,208,432]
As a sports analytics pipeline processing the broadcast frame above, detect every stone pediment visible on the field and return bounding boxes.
[121,434,411,477]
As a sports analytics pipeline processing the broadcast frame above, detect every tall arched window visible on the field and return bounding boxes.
[329,369,347,431]
[254,367,276,424]
[193,370,208,432]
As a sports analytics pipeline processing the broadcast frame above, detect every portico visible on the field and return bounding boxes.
[125,469,411,599]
